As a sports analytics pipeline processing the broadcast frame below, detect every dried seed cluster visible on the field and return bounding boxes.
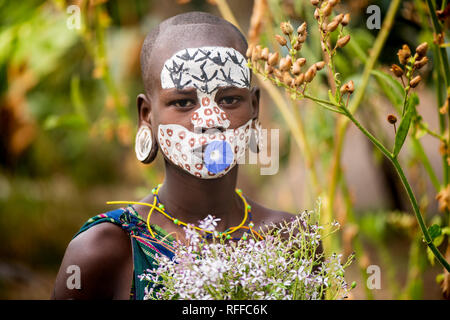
[247,20,325,93]
[312,0,353,98]
[248,0,352,99]
[387,43,429,128]
[390,42,429,89]
[313,1,351,56]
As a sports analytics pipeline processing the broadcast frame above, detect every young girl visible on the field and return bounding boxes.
[52,11,292,300]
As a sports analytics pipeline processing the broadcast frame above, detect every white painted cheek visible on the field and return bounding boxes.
[159,124,204,173]
[224,119,253,163]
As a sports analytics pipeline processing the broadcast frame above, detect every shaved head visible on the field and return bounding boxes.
[140,12,248,94]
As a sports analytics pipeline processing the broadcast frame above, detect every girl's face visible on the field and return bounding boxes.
[143,46,259,179]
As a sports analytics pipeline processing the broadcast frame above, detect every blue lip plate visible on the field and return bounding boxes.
[203,140,234,174]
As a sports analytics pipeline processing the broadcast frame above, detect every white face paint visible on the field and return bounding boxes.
[158,46,253,179]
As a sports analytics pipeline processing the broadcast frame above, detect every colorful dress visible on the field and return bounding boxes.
[73,205,175,300]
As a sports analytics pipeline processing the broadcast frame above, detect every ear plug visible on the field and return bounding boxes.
[203,140,234,174]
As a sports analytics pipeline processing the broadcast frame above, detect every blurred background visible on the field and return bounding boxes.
[0,0,449,299]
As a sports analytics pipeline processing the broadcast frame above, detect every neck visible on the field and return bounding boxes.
[156,161,243,230]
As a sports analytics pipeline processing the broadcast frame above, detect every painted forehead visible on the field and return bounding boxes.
[160,46,250,94]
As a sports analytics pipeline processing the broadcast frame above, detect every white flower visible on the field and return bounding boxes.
[138,203,353,300]
[198,215,221,232]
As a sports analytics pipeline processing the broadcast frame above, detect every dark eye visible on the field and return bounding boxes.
[218,96,240,106]
[171,99,196,108]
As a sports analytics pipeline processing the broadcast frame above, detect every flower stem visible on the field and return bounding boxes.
[391,157,450,272]
[337,104,450,271]
[326,0,402,228]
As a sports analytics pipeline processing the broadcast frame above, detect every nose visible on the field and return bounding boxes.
[190,96,230,130]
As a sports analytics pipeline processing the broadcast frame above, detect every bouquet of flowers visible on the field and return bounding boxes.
[139,201,355,300]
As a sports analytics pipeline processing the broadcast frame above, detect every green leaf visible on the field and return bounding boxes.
[427,247,435,266]
[441,227,450,236]
[328,89,337,105]
[428,224,442,240]
[371,70,405,110]
[393,94,419,157]
[433,234,444,247]
[43,114,87,130]
[70,75,89,121]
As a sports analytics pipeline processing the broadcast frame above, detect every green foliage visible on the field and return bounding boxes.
[370,69,405,110]
[393,93,419,157]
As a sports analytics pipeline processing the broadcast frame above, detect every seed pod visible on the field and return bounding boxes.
[268,52,279,66]
[283,72,293,86]
[279,56,292,72]
[264,63,274,75]
[280,22,294,35]
[340,83,349,94]
[416,42,428,58]
[274,68,283,81]
[295,73,305,86]
[348,80,355,94]
[305,65,317,82]
[414,56,428,69]
[293,41,302,51]
[434,32,444,45]
[315,61,326,70]
[340,80,354,94]
[314,8,320,19]
[261,47,269,60]
[310,0,320,6]
[275,34,287,46]
[297,22,307,35]
[328,0,339,6]
[387,114,397,124]
[409,75,421,88]
[322,4,333,17]
[397,44,411,65]
[341,13,350,26]
[327,20,340,32]
[297,57,306,67]
[346,80,354,93]
[333,13,344,24]
[290,78,297,88]
[390,64,404,77]
[337,34,350,48]
[246,44,254,58]
[297,34,307,43]
[291,61,302,75]
[252,45,262,60]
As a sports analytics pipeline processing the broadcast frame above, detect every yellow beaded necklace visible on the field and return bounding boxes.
[107,184,263,241]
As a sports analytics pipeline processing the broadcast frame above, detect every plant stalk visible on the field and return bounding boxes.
[326,0,402,225]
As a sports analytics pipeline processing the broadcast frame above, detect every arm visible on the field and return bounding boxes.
[51,222,133,300]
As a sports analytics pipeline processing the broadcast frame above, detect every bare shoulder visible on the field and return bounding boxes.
[52,222,133,300]
[246,198,294,230]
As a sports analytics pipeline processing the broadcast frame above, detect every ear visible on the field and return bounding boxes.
[137,93,152,127]
[250,86,260,120]
[136,93,158,164]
